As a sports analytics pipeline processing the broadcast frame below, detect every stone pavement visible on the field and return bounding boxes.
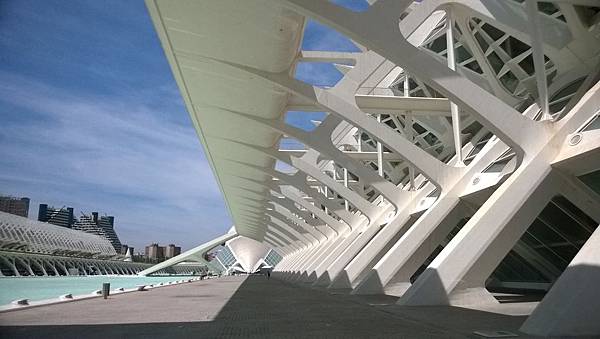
[0,275,533,338]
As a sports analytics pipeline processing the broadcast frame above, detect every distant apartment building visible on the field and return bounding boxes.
[145,243,181,261]
[0,196,30,217]
[73,212,122,252]
[145,243,164,260]
[165,244,181,258]
[38,204,74,228]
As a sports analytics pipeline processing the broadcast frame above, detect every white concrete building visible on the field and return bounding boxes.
[0,211,155,276]
[142,1,600,336]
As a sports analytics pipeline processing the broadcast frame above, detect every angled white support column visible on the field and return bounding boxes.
[265,230,293,249]
[269,197,333,240]
[314,221,383,288]
[274,246,301,272]
[404,75,416,191]
[225,107,403,208]
[445,10,464,166]
[351,137,510,294]
[290,237,342,281]
[376,202,470,296]
[298,234,350,281]
[229,149,374,226]
[280,186,349,236]
[288,232,342,277]
[211,54,462,189]
[288,240,328,271]
[526,0,550,120]
[264,232,287,248]
[302,41,470,293]
[309,170,399,286]
[279,0,549,156]
[376,114,384,177]
[398,81,600,305]
[351,196,459,294]
[279,253,307,277]
[277,243,298,257]
[226,164,348,235]
[267,210,315,244]
[266,226,300,251]
[273,248,294,269]
[270,244,292,258]
[330,152,482,294]
[268,204,323,244]
[284,250,307,270]
[553,129,600,177]
[203,40,473,289]
[343,168,349,211]
[306,226,365,283]
[400,163,555,306]
[266,219,308,249]
[283,246,313,269]
[271,197,329,237]
[282,224,340,274]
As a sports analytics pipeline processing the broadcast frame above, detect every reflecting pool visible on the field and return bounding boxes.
[0,275,195,306]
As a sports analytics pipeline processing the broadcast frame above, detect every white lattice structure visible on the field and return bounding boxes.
[0,211,116,257]
[145,1,600,336]
[0,211,170,276]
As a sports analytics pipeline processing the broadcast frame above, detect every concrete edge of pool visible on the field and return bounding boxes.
[0,276,211,313]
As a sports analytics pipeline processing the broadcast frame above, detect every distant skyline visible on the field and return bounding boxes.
[0,0,367,251]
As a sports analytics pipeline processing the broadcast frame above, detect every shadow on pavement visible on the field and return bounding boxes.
[0,276,528,339]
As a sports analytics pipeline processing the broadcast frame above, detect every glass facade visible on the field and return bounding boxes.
[264,249,283,267]
[216,246,236,268]
[489,196,598,290]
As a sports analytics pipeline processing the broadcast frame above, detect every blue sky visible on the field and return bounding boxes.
[0,0,365,251]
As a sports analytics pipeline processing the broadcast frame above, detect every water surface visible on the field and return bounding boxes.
[0,275,194,306]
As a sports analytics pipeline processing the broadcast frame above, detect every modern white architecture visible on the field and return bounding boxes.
[0,211,153,276]
[143,1,600,336]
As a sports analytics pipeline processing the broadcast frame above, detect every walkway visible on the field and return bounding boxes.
[0,276,532,338]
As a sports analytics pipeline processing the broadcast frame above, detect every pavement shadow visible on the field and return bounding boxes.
[0,276,459,339]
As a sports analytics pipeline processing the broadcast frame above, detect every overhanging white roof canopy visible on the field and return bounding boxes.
[146,0,305,241]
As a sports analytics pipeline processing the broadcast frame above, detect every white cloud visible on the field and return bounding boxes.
[0,71,232,250]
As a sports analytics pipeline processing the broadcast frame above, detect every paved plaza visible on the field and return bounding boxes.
[0,276,537,338]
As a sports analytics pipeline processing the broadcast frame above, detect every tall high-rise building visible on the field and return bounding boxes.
[145,243,165,260]
[73,212,122,252]
[38,204,74,228]
[97,214,121,252]
[144,243,180,261]
[165,244,181,258]
[0,196,30,217]
[145,243,155,258]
